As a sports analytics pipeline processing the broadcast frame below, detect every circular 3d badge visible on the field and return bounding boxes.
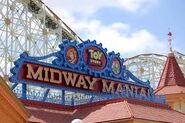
[83,46,107,71]
[111,57,121,75]
[66,46,78,64]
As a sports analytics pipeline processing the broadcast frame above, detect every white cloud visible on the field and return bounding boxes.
[42,0,165,57]
[52,12,166,57]
[43,0,158,15]
[69,19,167,57]
[115,0,155,12]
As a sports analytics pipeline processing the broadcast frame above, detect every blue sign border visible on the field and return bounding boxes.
[10,39,151,89]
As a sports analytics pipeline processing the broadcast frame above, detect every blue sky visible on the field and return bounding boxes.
[42,0,185,58]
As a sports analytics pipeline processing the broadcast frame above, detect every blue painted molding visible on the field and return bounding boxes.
[10,39,150,88]
[9,39,167,106]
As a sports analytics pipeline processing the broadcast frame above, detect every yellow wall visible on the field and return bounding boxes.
[172,101,185,113]
[0,77,30,123]
[166,94,185,113]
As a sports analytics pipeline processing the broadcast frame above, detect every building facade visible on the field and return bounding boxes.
[0,40,185,123]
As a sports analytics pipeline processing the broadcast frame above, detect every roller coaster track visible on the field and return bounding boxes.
[124,51,185,88]
[0,0,82,81]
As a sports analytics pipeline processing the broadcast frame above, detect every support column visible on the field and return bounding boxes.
[22,83,27,99]
[61,90,65,105]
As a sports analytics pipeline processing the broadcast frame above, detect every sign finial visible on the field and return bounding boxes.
[168,31,173,53]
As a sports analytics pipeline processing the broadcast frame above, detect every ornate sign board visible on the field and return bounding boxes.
[10,40,152,96]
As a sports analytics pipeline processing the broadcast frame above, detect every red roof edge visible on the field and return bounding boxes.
[74,97,170,110]
[21,99,74,111]
[154,86,163,94]
[21,97,170,111]
[28,116,46,123]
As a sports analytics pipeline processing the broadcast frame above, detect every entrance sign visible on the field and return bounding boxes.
[19,62,147,94]
[10,40,151,97]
